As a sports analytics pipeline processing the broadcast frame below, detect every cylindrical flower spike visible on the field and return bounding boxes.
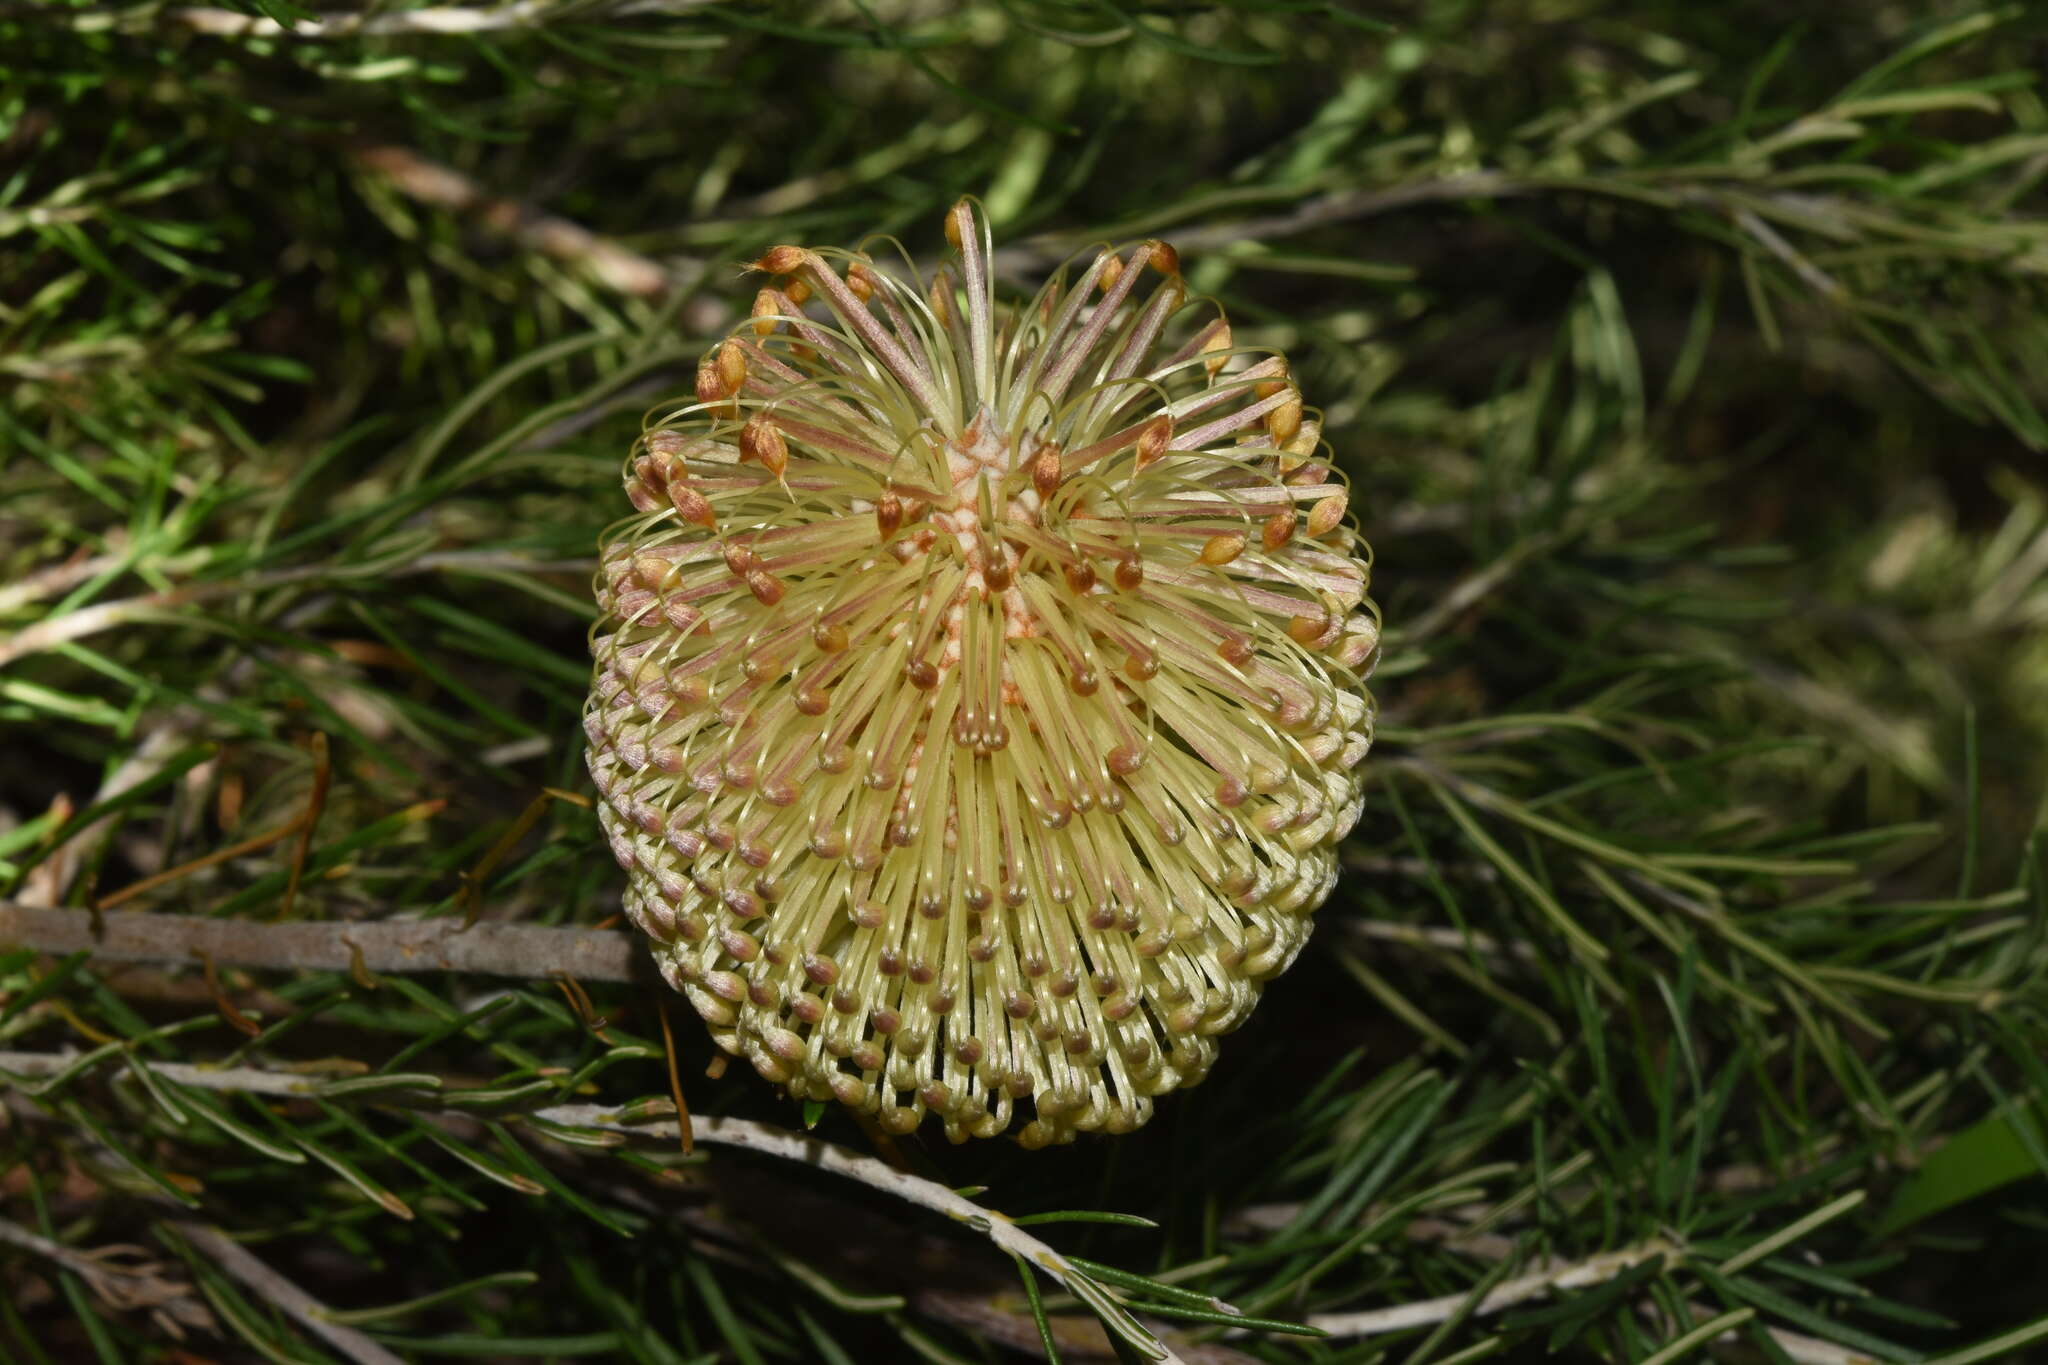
[586,200,1379,1146]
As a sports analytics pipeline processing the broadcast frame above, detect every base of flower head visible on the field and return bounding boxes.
[607,811,1346,1146]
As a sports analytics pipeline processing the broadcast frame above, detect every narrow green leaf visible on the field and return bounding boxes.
[324,1272,542,1326]
[1875,1098,2048,1238]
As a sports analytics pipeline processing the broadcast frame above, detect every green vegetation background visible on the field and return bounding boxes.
[4,2,2048,1362]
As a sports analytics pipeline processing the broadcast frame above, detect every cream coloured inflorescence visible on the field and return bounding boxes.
[585,201,1378,1146]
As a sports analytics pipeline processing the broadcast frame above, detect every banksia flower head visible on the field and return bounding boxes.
[585,200,1378,1146]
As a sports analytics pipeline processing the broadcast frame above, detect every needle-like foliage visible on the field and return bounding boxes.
[4,3,2047,1363]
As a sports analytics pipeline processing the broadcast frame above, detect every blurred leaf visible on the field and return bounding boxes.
[1875,1098,2048,1238]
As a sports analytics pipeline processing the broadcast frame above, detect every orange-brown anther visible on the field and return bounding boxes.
[875,492,903,540]
[845,263,876,304]
[716,339,746,395]
[740,416,789,479]
[1307,492,1347,539]
[1267,394,1303,445]
[694,351,725,405]
[751,288,784,337]
[1199,532,1247,566]
[1097,252,1124,295]
[633,554,671,590]
[944,200,969,248]
[927,275,952,326]
[1262,507,1297,550]
[696,339,747,405]
[723,542,759,578]
[1201,322,1233,379]
[1114,554,1144,591]
[668,481,716,529]
[1288,612,1328,647]
[754,245,805,275]
[1148,240,1180,276]
[1031,446,1062,503]
[746,570,785,606]
[1254,362,1290,401]
[1134,415,1173,472]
